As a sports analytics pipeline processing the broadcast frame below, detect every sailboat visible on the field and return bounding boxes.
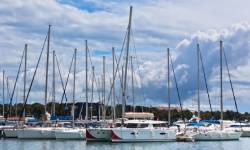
[221,44,250,137]
[86,48,120,141]
[86,50,114,142]
[188,41,242,141]
[3,43,29,138]
[54,48,86,140]
[110,6,176,142]
[227,122,250,137]
[2,70,16,138]
[17,25,56,139]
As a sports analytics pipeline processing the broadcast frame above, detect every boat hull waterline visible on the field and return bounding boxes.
[111,128,176,142]
[86,128,112,141]
[3,129,18,138]
[55,128,86,140]
[190,130,242,141]
[17,128,56,139]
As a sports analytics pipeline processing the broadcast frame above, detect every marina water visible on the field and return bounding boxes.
[1,138,250,150]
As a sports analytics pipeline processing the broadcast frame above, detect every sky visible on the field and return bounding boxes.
[1,0,250,112]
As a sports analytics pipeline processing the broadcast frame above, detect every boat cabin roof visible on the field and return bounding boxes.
[124,119,166,124]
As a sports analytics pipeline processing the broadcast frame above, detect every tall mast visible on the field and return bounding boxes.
[167,48,171,125]
[52,50,56,116]
[220,40,223,130]
[122,6,133,125]
[85,40,88,121]
[15,85,18,118]
[97,77,101,121]
[121,65,124,117]
[90,66,94,121]
[6,77,10,116]
[72,48,77,128]
[130,56,135,113]
[101,75,103,120]
[45,25,51,114]
[23,44,27,118]
[112,47,116,122]
[197,44,200,119]
[2,70,4,116]
[102,56,106,120]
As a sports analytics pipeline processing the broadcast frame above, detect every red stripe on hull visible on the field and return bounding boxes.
[111,130,122,140]
[86,130,96,139]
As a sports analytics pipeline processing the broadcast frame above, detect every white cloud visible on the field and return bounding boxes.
[1,0,250,112]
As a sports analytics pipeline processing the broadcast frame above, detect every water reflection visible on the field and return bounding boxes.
[0,138,248,150]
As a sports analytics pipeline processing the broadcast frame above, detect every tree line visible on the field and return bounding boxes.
[0,103,249,122]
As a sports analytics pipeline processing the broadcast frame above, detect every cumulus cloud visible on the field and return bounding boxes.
[138,21,250,112]
[1,0,250,112]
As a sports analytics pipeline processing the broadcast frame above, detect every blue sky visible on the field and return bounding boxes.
[58,0,106,12]
[1,0,250,112]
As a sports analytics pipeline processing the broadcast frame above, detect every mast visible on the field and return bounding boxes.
[72,48,77,128]
[45,25,51,114]
[90,66,94,121]
[52,50,56,116]
[197,44,200,119]
[97,77,101,121]
[121,65,124,93]
[23,44,27,118]
[2,70,4,116]
[122,6,133,125]
[112,47,116,122]
[167,48,171,125]
[130,56,135,113]
[220,40,223,130]
[85,40,88,121]
[101,75,103,120]
[109,78,113,120]
[6,77,10,116]
[102,56,106,120]
[15,85,18,118]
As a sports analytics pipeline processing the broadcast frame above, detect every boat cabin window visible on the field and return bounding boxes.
[153,123,167,127]
[115,123,121,127]
[139,123,149,128]
[230,124,250,127]
[126,123,138,128]
[125,123,149,128]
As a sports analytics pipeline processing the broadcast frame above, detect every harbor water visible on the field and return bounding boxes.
[0,138,249,150]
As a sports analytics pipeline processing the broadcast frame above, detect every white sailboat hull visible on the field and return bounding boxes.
[4,129,17,138]
[228,127,250,137]
[191,130,242,141]
[55,128,86,140]
[111,128,176,142]
[86,128,112,141]
[241,130,250,137]
[17,128,56,139]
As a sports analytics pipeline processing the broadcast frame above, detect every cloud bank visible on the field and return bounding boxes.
[1,0,250,112]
